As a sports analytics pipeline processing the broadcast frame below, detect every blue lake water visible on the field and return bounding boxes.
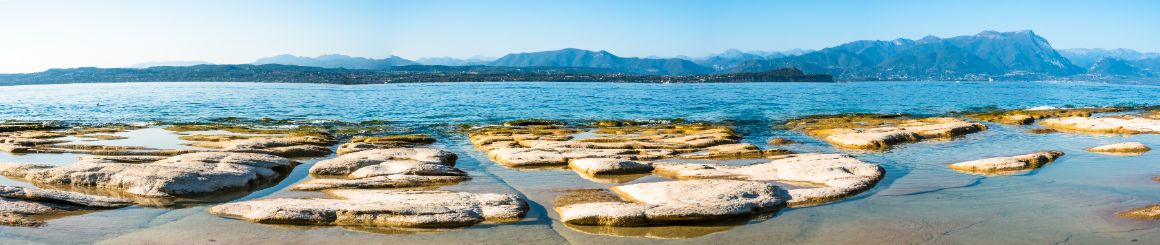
[2,81,1157,125]
[1,81,1160,244]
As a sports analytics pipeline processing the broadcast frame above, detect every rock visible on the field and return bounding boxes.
[1039,116,1160,134]
[520,139,682,150]
[487,148,568,166]
[1087,142,1151,154]
[0,137,69,153]
[350,134,435,144]
[479,140,521,151]
[487,148,675,167]
[1026,128,1058,134]
[191,137,333,157]
[767,137,797,145]
[0,186,132,208]
[209,190,527,227]
[3,131,66,139]
[963,108,1123,125]
[0,186,132,227]
[994,115,1035,125]
[471,123,749,168]
[556,179,785,226]
[947,151,1065,175]
[1117,204,1160,220]
[0,152,293,198]
[335,142,378,155]
[1,136,198,156]
[503,119,565,126]
[677,143,791,159]
[1,212,43,227]
[75,134,129,140]
[569,158,654,175]
[292,175,468,191]
[652,153,884,206]
[554,189,623,207]
[0,143,29,153]
[78,155,169,163]
[0,123,56,133]
[0,137,69,145]
[337,135,437,155]
[178,134,256,142]
[308,148,457,175]
[787,116,986,150]
[294,148,466,190]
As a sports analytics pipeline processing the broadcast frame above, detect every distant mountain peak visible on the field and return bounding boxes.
[490,48,712,75]
[918,35,941,43]
[1087,56,1147,77]
[729,29,1084,80]
[130,61,213,68]
[253,54,418,70]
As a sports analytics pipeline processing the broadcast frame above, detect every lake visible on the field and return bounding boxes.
[2,81,1159,244]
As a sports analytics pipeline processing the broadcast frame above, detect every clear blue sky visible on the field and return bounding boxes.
[1,0,1157,73]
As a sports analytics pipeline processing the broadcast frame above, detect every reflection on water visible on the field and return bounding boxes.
[62,127,204,150]
[562,213,775,239]
[0,81,1159,244]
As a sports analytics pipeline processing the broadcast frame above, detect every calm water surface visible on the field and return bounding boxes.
[1,81,1159,244]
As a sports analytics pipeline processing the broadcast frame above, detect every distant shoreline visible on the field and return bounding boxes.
[0,64,833,86]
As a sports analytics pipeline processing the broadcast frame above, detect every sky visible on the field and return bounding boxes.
[0,0,1158,73]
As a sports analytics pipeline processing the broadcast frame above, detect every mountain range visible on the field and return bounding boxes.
[132,30,1159,81]
[253,54,420,70]
[488,48,713,75]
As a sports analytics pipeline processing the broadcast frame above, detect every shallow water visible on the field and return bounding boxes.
[1,81,1160,244]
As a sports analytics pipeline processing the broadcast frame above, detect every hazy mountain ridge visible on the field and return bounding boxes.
[692,49,813,71]
[1058,48,1160,68]
[253,54,420,70]
[728,30,1092,80]
[488,48,713,75]
[111,30,1160,82]
[130,61,214,68]
[414,57,494,66]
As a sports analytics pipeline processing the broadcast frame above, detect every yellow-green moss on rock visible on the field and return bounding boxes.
[786,114,986,150]
[963,107,1126,125]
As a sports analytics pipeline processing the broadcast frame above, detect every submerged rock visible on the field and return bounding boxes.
[1117,204,1160,220]
[1039,116,1160,134]
[0,137,68,153]
[652,153,884,206]
[191,137,333,157]
[0,152,293,198]
[963,107,1124,125]
[2,135,198,156]
[556,179,785,226]
[293,148,466,190]
[1026,128,1058,134]
[0,143,29,153]
[767,137,797,145]
[1087,142,1151,154]
[209,190,526,227]
[677,143,791,159]
[0,186,132,227]
[947,151,1065,175]
[470,122,751,168]
[787,115,986,150]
